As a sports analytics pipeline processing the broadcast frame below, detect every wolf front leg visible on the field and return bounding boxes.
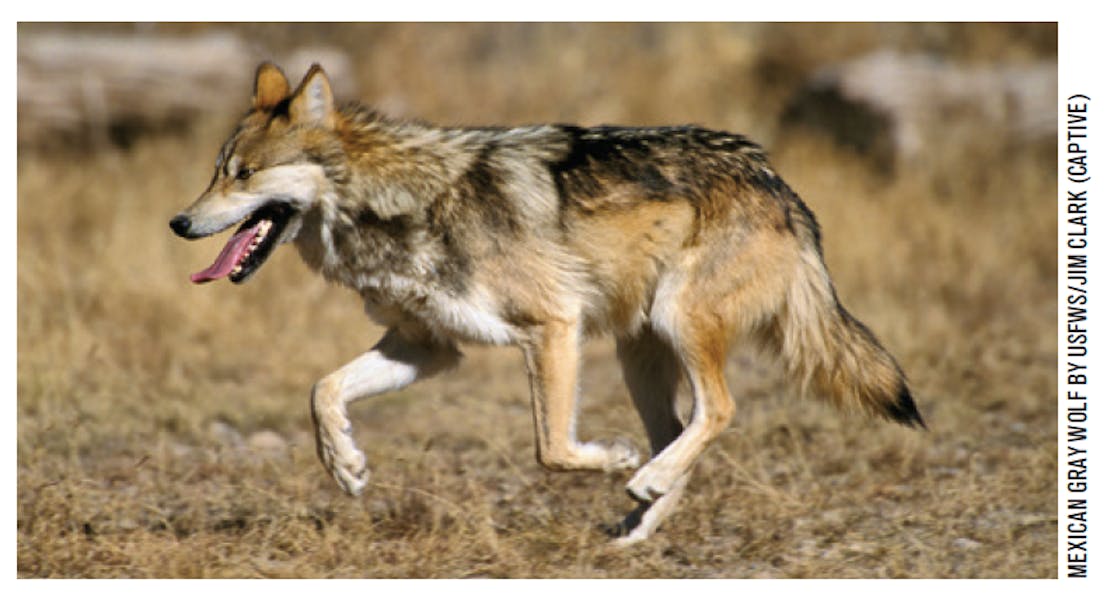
[311,327,460,495]
[521,319,641,472]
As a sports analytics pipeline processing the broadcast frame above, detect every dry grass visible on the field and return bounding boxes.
[17,23,1056,578]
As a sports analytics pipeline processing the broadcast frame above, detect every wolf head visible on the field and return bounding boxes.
[169,62,341,284]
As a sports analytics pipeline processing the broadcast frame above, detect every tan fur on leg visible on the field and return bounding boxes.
[522,320,641,472]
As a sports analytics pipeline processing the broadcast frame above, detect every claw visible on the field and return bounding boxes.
[625,465,674,503]
[334,463,370,496]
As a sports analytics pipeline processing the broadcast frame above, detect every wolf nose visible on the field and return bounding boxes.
[169,215,192,237]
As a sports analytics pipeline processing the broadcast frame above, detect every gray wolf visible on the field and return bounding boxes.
[169,62,924,545]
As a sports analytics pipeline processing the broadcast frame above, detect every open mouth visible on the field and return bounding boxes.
[190,202,295,284]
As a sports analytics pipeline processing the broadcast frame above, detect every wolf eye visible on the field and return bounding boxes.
[236,167,256,180]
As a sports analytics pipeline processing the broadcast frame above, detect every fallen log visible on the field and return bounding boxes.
[18,31,355,149]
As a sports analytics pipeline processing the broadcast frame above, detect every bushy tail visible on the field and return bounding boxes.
[762,245,925,428]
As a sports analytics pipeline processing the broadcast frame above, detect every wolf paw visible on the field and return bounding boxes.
[610,472,689,545]
[330,450,370,496]
[610,528,652,548]
[625,463,677,503]
[603,437,642,471]
[582,438,641,472]
[316,429,371,496]
[600,502,649,545]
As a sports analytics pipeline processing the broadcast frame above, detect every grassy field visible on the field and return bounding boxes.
[17,23,1057,578]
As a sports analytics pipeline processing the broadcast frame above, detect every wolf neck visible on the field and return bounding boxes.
[335,110,456,214]
[292,108,466,299]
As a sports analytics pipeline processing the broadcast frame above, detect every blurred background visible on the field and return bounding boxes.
[18,23,1057,578]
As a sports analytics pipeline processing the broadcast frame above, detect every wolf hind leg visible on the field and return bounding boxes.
[624,232,797,503]
[617,329,685,454]
[625,316,736,504]
[522,319,641,472]
[609,473,690,546]
[311,327,460,495]
[610,329,689,544]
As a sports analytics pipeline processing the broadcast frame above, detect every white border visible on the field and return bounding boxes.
[8,2,1108,599]
[1059,5,1105,592]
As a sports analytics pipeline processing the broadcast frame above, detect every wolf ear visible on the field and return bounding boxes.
[289,64,336,128]
[253,62,291,111]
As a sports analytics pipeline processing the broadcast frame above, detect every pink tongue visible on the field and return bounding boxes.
[189,222,262,284]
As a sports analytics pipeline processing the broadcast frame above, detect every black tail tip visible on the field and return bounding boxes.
[885,383,927,430]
